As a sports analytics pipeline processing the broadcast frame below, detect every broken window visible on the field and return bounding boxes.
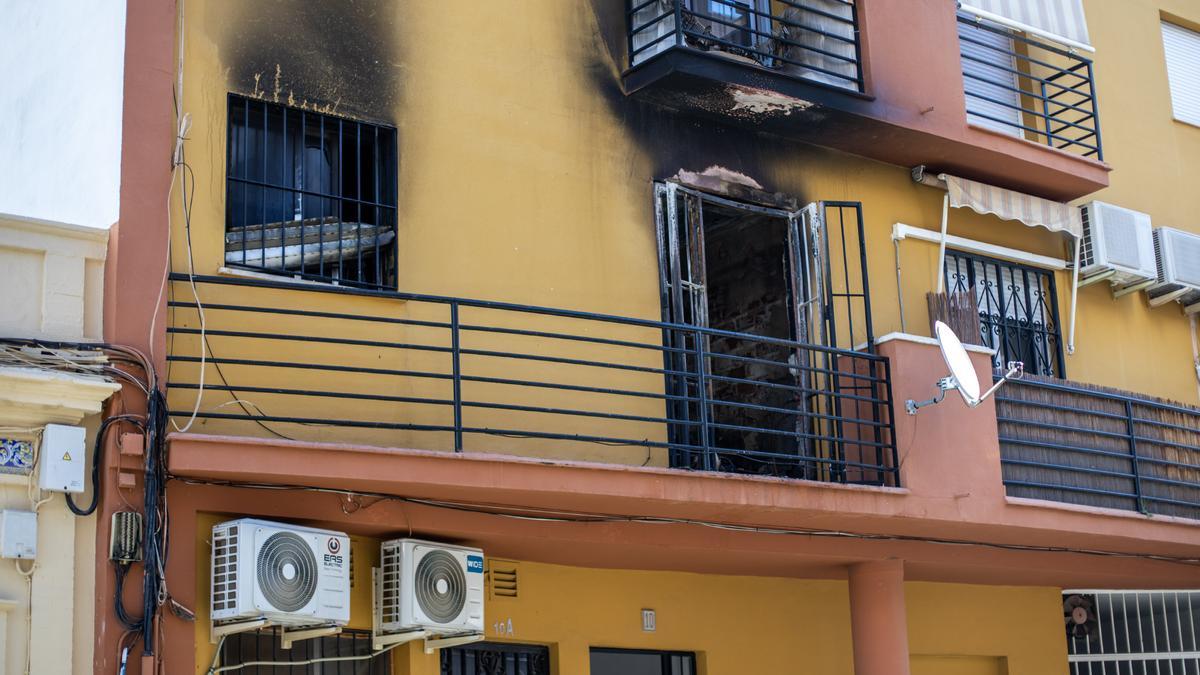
[226,94,398,290]
[655,182,888,483]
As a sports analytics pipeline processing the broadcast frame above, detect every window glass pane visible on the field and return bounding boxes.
[591,651,664,675]
[590,649,696,675]
[959,18,1023,137]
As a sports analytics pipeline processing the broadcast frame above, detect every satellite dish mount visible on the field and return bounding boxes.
[905,321,1024,415]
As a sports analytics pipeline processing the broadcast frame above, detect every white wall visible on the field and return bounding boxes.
[0,0,127,230]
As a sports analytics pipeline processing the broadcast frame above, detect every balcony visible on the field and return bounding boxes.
[166,274,898,486]
[957,13,1102,161]
[627,0,864,92]
[997,377,1200,520]
[619,0,1109,201]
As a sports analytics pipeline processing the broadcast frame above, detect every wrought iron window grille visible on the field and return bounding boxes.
[943,249,1064,378]
[1064,590,1200,673]
[225,94,398,290]
[441,641,550,675]
[219,628,390,674]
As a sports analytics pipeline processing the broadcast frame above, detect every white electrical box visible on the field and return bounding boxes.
[0,510,37,559]
[38,424,86,494]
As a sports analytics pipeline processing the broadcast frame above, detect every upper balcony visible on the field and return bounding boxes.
[619,0,1110,201]
[166,273,899,487]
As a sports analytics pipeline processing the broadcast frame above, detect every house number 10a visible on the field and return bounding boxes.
[493,618,514,637]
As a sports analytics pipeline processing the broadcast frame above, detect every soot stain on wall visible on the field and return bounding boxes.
[580,0,809,201]
[214,0,401,124]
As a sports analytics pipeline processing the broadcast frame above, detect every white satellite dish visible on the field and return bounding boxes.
[906,321,1023,415]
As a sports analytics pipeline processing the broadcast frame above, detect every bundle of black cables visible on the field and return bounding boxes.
[141,387,169,656]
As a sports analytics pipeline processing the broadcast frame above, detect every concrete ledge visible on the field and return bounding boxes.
[0,366,120,426]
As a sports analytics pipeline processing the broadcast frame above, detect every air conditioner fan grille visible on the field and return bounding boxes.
[415,550,466,624]
[256,531,317,613]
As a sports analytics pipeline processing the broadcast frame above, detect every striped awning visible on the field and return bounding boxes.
[944,174,1082,238]
[959,0,1093,52]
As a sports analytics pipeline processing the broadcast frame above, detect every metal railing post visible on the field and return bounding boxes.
[451,301,463,452]
[674,0,683,47]
[1040,79,1054,149]
[1086,60,1104,161]
[1125,399,1145,513]
[693,329,713,472]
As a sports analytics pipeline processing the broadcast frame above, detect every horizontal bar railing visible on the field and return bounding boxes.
[957,14,1103,160]
[165,273,898,485]
[628,0,864,92]
[995,377,1200,519]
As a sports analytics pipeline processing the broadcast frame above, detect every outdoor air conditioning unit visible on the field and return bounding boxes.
[375,539,484,638]
[1152,227,1200,294]
[211,518,351,628]
[1078,201,1156,286]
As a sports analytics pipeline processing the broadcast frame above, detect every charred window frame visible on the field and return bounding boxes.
[944,249,1064,378]
[225,94,398,290]
[653,183,894,485]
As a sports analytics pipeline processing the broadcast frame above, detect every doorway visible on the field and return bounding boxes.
[654,183,884,482]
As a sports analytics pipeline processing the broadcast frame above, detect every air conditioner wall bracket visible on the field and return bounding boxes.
[424,632,485,654]
[373,629,428,652]
[281,624,342,649]
[211,618,271,644]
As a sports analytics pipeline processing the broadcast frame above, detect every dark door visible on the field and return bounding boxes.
[441,642,550,675]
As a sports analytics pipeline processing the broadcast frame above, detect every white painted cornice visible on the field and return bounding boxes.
[0,366,120,427]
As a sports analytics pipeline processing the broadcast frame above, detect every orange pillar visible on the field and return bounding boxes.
[849,559,911,675]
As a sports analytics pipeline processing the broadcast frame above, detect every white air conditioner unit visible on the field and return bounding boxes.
[1078,201,1156,286]
[375,539,484,637]
[1153,227,1200,294]
[211,518,351,628]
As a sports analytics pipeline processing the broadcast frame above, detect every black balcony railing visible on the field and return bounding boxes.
[957,14,1103,160]
[166,274,898,486]
[628,0,864,92]
[997,377,1200,520]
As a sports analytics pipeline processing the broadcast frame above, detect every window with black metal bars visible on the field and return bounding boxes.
[441,642,551,675]
[1064,590,1200,674]
[226,94,398,290]
[943,250,1064,378]
[218,628,390,674]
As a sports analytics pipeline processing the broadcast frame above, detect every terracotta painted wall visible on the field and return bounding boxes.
[165,0,1200,465]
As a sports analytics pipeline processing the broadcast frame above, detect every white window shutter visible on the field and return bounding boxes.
[1162,21,1200,127]
[959,20,1023,137]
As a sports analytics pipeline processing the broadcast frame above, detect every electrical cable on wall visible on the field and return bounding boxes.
[175,476,1200,567]
[0,338,173,666]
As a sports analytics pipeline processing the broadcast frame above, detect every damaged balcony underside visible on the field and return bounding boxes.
[623,50,1109,202]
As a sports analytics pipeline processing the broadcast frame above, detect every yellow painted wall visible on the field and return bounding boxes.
[168,0,1200,465]
[907,582,1067,675]
[193,512,1067,674]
